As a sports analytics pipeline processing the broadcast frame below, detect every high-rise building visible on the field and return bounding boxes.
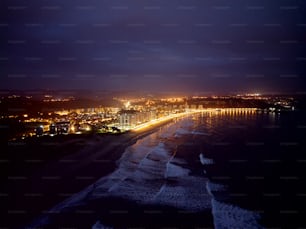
[119,110,139,129]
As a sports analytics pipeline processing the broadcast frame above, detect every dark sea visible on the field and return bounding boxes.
[30,110,306,229]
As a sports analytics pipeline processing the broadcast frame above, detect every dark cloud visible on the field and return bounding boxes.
[1,0,306,93]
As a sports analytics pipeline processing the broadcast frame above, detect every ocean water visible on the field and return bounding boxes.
[30,110,306,228]
[195,110,306,228]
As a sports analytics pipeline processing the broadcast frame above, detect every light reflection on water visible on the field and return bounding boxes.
[32,110,305,228]
[191,110,305,228]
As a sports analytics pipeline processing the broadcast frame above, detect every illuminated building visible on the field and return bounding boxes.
[49,121,70,135]
[119,110,139,129]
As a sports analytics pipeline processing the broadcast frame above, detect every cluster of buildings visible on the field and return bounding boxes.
[118,110,157,130]
[2,93,299,140]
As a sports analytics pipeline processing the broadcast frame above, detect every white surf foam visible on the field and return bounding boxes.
[205,180,263,228]
[200,153,214,165]
[192,131,210,136]
[165,162,189,178]
[206,181,227,196]
[88,120,211,210]
[29,115,212,227]
[211,199,263,229]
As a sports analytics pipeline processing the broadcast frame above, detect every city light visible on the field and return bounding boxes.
[132,111,199,132]
[2,93,297,140]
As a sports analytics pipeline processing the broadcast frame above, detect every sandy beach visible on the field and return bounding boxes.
[25,114,214,229]
[3,118,181,228]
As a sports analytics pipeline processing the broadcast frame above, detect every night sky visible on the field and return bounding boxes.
[2,0,306,94]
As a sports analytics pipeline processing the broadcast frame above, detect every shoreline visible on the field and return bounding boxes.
[4,114,181,229]
[28,112,214,228]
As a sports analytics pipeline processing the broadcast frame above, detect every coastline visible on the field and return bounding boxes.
[27,113,214,228]
[4,115,180,228]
